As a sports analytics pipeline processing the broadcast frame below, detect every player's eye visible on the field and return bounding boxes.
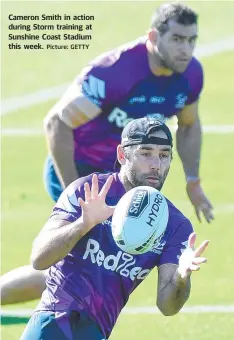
[189,37,196,44]
[160,153,169,159]
[141,152,151,157]
[172,36,182,43]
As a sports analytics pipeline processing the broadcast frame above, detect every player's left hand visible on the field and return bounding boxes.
[186,180,214,223]
[178,232,209,279]
[78,174,116,231]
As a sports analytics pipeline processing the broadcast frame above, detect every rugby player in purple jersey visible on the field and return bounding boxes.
[21,118,209,340]
[1,3,213,306]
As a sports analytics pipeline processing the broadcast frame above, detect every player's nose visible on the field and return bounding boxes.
[149,157,160,170]
[179,41,192,56]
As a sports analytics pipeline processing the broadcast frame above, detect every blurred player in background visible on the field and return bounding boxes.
[1,3,213,306]
[21,118,209,340]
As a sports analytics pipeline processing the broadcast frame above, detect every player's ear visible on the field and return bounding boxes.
[148,28,157,44]
[117,145,126,166]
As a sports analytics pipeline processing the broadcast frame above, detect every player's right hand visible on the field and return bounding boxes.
[186,180,214,223]
[78,174,115,231]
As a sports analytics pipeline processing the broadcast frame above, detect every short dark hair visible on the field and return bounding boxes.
[151,3,198,35]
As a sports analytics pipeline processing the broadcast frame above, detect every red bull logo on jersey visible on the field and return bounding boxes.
[83,238,151,281]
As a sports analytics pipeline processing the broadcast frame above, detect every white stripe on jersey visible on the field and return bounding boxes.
[50,79,101,128]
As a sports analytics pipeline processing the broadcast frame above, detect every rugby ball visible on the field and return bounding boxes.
[111,186,169,255]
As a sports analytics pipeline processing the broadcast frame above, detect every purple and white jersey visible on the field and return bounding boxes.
[37,173,193,338]
[55,37,203,170]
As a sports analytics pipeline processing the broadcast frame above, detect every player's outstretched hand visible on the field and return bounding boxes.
[178,232,209,279]
[186,180,214,223]
[78,174,115,231]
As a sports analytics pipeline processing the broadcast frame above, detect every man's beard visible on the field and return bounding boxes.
[125,167,170,191]
[154,44,178,73]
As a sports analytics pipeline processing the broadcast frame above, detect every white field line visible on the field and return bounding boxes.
[1,36,234,116]
[214,204,234,214]
[1,83,69,116]
[1,124,234,137]
[173,202,234,214]
[1,128,43,136]
[1,305,234,318]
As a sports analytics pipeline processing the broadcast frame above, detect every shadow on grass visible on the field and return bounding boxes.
[1,316,29,325]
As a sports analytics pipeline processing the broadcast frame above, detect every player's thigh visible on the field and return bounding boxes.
[43,156,109,202]
[21,311,106,340]
[20,311,67,340]
[43,156,63,202]
[71,311,106,339]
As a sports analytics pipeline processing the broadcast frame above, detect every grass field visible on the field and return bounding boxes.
[1,1,234,339]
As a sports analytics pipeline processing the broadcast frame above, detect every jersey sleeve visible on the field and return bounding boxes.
[49,180,85,223]
[52,53,125,128]
[158,219,194,266]
[80,62,116,109]
[186,58,204,105]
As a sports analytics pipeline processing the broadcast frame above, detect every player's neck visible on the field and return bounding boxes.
[146,41,173,77]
